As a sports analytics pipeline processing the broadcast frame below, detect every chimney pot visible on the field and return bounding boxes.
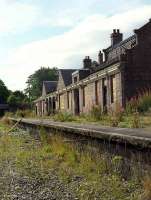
[113,29,116,34]
[98,51,103,65]
[83,56,92,69]
[111,29,123,46]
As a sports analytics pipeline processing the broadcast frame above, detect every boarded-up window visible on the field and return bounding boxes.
[110,75,116,103]
[102,78,107,107]
[67,91,70,109]
[82,87,85,107]
[95,81,99,105]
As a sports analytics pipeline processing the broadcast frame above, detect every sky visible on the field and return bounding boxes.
[0,0,151,91]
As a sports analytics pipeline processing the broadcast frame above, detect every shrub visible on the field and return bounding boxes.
[137,89,151,113]
[15,109,35,118]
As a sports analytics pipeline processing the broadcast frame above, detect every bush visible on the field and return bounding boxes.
[137,89,151,113]
[15,109,35,118]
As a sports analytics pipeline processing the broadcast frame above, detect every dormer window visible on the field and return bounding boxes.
[74,76,78,83]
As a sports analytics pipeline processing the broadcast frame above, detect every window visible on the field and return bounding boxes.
[82,87,85,107]
[95,81,99,105]
[74,76,78,83]
[110,75,116,103]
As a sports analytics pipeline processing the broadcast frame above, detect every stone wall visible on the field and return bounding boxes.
[124,22,151,101]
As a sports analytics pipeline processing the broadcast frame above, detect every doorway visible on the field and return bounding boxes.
[52,97,56,113]
[74,89,80,115]
[102,78,107,112]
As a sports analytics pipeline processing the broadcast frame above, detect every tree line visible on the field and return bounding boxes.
[0,67,58,111]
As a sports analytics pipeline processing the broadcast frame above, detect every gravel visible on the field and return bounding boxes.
[0,169,81,200]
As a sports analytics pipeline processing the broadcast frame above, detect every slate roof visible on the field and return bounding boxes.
[72,69,91,80]
[60,69,76,86]
[43,81,57,94]
[104,34,137,53]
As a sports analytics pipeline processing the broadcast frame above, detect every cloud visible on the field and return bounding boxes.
[1,4,151,90]
[0,0,40,35]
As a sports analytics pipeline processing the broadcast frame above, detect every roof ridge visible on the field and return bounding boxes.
[43,81,57,82]
[60,69,77,71]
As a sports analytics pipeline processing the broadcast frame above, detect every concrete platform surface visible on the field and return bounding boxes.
[11,118,151,149]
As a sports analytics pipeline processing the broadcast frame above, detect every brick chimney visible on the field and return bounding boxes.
[98,51,103,65]
[111,29,123,46]
[83,56,92,69]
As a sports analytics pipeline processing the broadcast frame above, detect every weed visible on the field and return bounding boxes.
[90,105,103,121]
[126,89,151,114]
[131,112,141,128]
[0,122,145,199]
[53,112,75,122]
[141,176,151,200]
[1,116,12,126]
[39,127,50,144]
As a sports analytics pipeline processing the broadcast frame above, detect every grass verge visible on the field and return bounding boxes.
[0,122,149,199]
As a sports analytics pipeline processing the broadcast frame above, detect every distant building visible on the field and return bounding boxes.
[34,19,151,116]
[0,104,9,115]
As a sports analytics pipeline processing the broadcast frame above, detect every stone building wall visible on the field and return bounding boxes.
[34,20,151,116]
[124,22,151,101]
[81,82,95,113]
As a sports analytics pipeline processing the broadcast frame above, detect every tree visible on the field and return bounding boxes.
[7,90,29,110]
[25,67,58,101]
[0,79,10,103]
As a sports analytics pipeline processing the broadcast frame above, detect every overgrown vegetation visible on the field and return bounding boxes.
[0,121,149,199]
[4,89,151,130]
[51,90,151,129]
[53,112,75,122]
[126,89,151,114]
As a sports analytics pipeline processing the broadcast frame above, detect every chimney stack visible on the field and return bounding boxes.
[111,29,123,46]
[98,51,103,65]
[83,56,92,69]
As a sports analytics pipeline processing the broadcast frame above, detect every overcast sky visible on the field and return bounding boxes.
[0,0,151,91]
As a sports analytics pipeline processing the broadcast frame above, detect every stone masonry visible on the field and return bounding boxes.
[34,19,151,116]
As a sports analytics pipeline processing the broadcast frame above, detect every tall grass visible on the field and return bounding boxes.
[90,105,103,121]
[126,89,151,114]
[53,112,76,122]
[143,177,151,200]
[0,122,148,199]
